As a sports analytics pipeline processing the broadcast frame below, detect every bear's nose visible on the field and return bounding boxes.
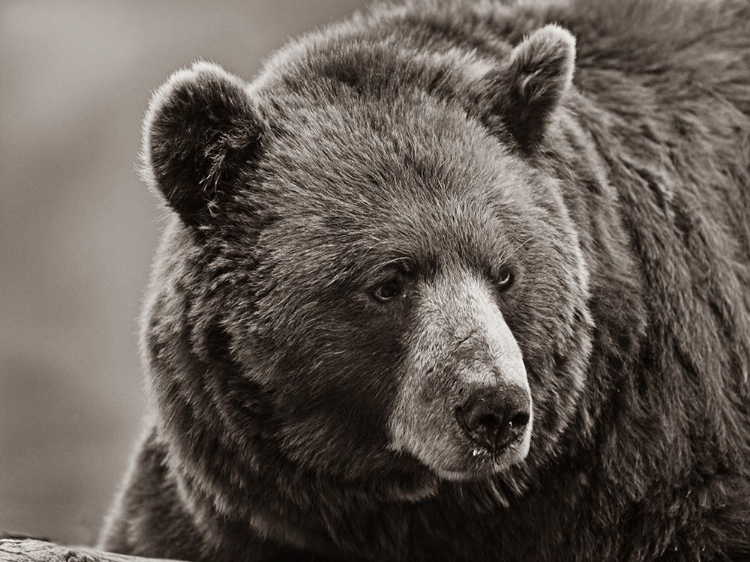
[455,385,530,453]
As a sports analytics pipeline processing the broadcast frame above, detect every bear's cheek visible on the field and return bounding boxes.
[252,297,410,473]
[500,249,593,449]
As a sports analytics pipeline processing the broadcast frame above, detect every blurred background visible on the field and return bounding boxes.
[0,0,370,546]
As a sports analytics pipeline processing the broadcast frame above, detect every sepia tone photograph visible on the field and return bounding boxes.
[1,0,749,560]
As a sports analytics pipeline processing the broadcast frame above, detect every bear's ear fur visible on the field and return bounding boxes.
[142,62,263,227]
[487,24,576,151]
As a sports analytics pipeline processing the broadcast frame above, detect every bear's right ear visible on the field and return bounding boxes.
[142,62,263,227]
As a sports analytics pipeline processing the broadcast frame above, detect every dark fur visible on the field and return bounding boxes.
[101,0,750,560]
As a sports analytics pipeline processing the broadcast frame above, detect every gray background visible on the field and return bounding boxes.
[0,0,369,546]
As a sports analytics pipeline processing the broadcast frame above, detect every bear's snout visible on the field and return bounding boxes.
[387,271,537,478]
[455,384,530,454]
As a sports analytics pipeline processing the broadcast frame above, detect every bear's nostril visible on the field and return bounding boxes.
[510,412,530,429]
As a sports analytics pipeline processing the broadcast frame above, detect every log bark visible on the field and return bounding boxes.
[0,539,185,562]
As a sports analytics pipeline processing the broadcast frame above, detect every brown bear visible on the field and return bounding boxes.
[99,0,750,560]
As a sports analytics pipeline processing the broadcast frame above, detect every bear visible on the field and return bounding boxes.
[99,0,750,560]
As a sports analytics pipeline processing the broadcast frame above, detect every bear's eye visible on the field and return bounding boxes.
[371,280,402,303]
[494,269,514,293]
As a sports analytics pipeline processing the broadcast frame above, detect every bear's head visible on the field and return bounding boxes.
[141,23,592,503]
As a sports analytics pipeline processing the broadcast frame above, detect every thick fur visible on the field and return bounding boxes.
[101,0,750,560]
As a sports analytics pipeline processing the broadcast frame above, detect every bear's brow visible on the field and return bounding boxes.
[358,255,414,282]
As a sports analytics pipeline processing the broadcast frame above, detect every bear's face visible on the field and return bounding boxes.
[143,25,592,488]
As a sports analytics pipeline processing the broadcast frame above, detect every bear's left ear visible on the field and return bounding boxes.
[142,61,264,228]
[484,24,576,151]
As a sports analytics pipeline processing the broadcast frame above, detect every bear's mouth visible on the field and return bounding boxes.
[430,438,529,481]
[465,430,524,461]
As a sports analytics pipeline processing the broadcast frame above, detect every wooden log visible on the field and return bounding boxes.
[0,538,186,562]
